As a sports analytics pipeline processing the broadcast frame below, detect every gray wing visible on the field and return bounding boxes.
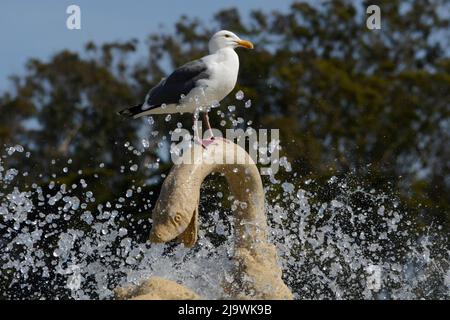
[145,59,209,108]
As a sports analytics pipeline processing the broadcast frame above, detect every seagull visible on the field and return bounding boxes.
[118,30,253,143]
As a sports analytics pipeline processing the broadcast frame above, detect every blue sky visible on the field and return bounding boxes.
[0,0,294,92]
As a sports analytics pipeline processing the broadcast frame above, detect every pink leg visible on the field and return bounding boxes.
[203,112,213,135]
[201,112,217,148]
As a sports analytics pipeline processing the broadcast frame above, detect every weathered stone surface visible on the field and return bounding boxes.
[119,140,293,300]
[231,244,293,299]
[115,276,201,300]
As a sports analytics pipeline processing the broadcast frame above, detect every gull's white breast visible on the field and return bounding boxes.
[181,48,239,112]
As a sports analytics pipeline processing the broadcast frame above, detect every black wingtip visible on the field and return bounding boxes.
[117,108,133,117]
[118,104,144,118]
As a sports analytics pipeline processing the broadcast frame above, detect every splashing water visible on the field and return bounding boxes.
[1,144,447,300]
[235,90,244,101]
[0,96,448,300]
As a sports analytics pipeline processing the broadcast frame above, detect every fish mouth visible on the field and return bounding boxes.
[149,227,173,243]
[149,208,198,247]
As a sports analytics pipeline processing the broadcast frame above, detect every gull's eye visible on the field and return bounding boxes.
[224,34,230,38]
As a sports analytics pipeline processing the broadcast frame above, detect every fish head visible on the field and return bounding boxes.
[149,205,198,248]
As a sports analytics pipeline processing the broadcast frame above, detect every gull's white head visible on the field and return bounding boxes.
[208,30,254,53]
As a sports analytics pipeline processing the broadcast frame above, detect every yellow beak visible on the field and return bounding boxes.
[236,39,254,49]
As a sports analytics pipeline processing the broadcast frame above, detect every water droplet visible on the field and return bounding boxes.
[142,139,150,148]
[67,274,81,291]
[126,257,136,265]
[282,182,295,193]
[118,228,128,237]
[331,200,343,208]
[6,147,15,155]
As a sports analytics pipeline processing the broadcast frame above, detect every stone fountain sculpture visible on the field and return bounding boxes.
[116,139,293,300]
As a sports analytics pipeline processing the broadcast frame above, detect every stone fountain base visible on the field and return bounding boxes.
[115,277,201,300]
[116,139,293,300]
